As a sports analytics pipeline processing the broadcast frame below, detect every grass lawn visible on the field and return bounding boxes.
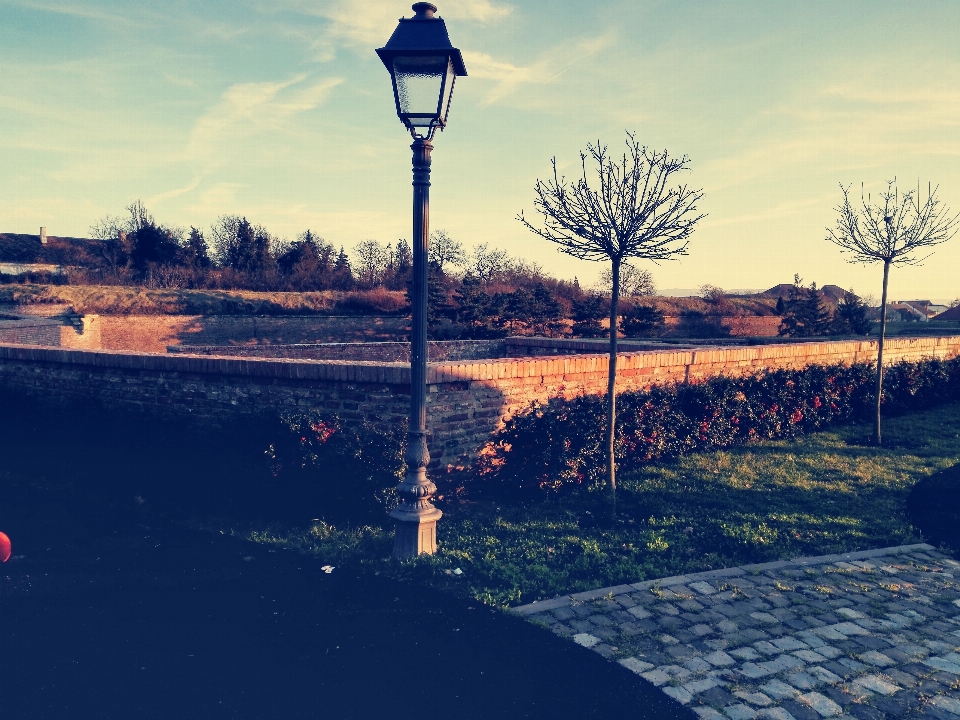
[228,401,960,608]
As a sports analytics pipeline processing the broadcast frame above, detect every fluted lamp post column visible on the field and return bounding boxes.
[377,2,467,559]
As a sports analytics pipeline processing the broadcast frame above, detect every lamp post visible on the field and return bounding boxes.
[378,3,467,559]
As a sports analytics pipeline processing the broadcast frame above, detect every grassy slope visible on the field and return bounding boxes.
[237,401,960,607]
[0,284,406,315]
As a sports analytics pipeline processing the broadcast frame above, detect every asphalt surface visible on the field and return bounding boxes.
[0,463,692,720]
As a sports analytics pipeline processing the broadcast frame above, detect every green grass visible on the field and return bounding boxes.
[233,401,960,608]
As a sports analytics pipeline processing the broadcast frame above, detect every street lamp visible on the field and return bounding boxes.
[378,2,467,559]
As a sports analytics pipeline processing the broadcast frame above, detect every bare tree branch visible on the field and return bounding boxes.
[825,178,959,446]
[517,132,705,514]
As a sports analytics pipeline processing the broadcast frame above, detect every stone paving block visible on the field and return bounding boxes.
[930,694,960,716]
[739,663,774,679]
[779,699,821,720]
[814,645,843,660]
[705,650,736,667]
[572,632,600,647]
[793,650,827,663]
[692,624,715,637]
[852,674,900,695]
[836,658,868,674]
[829,622,869,637]
[758,654,805,673]
[867,694,912,717]
[807,666,842,684]
[724,704,759,719]
[772,636,810,652]
[683,676,723,695]
[663,686,693,704]
[685,657,714,673]
[640,668,672,686]
[734,691,774,707]
[787,672,819,690]
[847,705,885,720]
[617,657,655,674]
[690,581,719,595]
[760,679,800,700]
[925,657,960,674]
[756,708,798,720]
[754,641,780,656]
[856,650,894,667]
[798,691,843,717]
[693,708,727,720]
[730,647,761,661]
[810,627,847,641]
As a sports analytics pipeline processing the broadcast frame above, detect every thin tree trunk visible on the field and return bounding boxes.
[874,261,890,446]
[606,258,621,518]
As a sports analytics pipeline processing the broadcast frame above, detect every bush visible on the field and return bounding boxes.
[477,357,960,494]
[265,411,406,521]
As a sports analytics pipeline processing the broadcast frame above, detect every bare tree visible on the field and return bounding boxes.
[826,180,959,445]
[353,239,392,289]
[428,229,466,273]
[598,262,656,298]
[469,243,510,284]
[518,133,704,511]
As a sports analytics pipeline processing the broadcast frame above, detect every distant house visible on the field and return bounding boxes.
[0,262,64,276]
[887,302,928,322]
[933,305,960,322]
[896,300,949,319]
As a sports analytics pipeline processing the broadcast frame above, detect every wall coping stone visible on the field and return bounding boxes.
[3,335,960,386]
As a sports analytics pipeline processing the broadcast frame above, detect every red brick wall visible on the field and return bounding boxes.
[2,336,959,468]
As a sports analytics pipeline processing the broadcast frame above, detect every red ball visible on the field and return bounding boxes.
[0,532,11,563]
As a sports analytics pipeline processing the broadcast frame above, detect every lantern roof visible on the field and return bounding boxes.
[376,3,467,77]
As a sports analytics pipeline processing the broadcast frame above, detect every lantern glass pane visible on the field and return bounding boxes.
[393,55,447,122]
[438,58,456,124]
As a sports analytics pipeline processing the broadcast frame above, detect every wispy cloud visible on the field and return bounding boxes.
[463,32,615,106]
[275,0,512,61]
[147,177,203,206]
[4,0,144,27]
[187,75,342,166]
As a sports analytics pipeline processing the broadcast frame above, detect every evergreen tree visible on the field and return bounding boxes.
[803,282,832,336]
[528,282,566,337]
[779,275,831,337]
[830,290,872,336]
[453,274,504,338]
[330,246,355,290]
[571,294,606,338]
[775,296,785,315]
[183,227,211,270]
[387,238,413,290]
[621,303,666,337]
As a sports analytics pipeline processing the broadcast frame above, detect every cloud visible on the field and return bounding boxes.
[275,0,512,61]
[147,177,203,206]
[187,75,342,166]
[462,32,615,106]
[5,0,144,27]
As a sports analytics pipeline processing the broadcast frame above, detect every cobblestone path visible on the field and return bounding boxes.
[513,544,960,719]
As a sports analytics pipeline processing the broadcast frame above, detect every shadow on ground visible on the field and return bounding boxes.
[0,394,691,720]
[907,462,960,554]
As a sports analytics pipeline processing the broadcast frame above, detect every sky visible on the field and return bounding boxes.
[1,0,959,302]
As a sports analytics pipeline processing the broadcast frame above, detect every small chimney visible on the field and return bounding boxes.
[40,226,47,244]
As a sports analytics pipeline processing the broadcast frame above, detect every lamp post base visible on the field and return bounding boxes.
[391,505,442,559]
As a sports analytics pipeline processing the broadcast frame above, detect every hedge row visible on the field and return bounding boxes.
[476,357,960,494]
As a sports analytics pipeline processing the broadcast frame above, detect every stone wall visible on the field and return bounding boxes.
[2,336,959,468]
[98,314,410,353]
[166,337,673,362]
[0,314,100,349]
